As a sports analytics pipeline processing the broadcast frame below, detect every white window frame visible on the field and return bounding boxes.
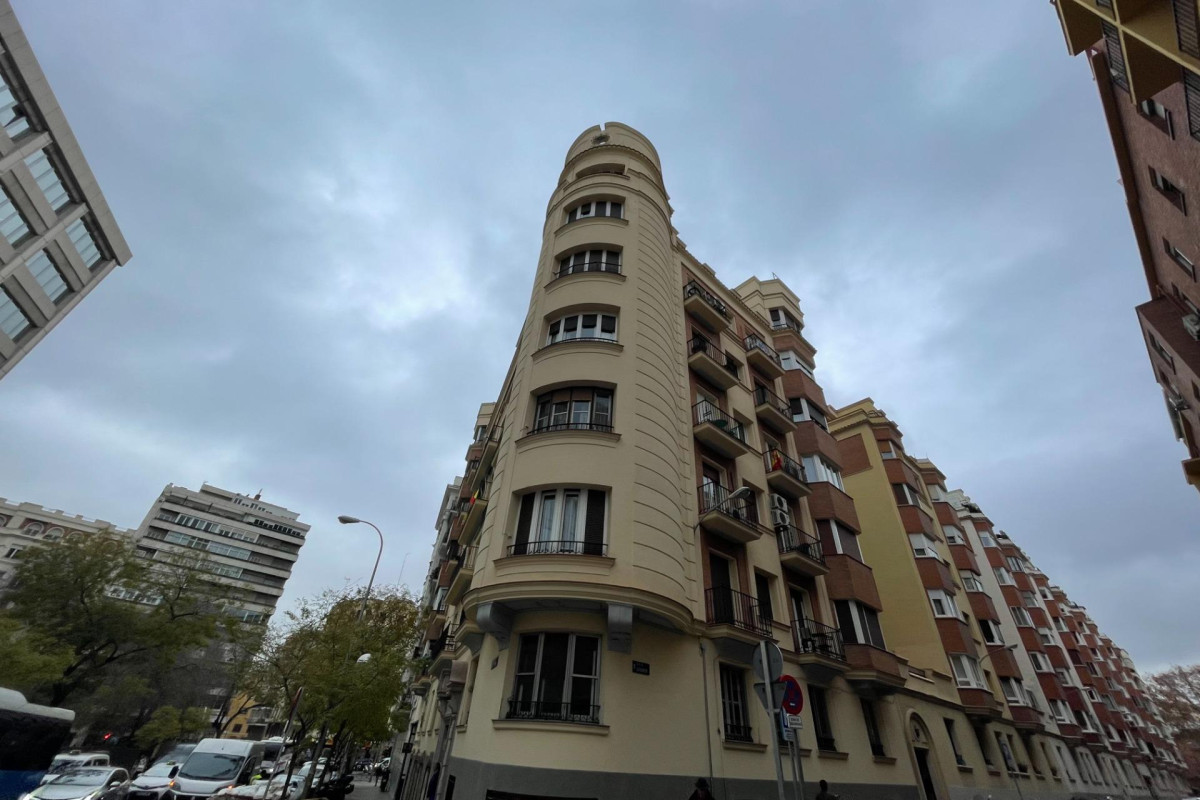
[951,654,986,689]
[891,482,922,506]
[1010,606,1033,627]
[960,571,985,592]
[825,519,862,559]
[558,248,621,276]
[512,632,601,717]
[942,524,964,545]
[1029,651,1053,672]
[801,455,843,490]
[566,198,623,223]
[908,533,941,559]
[927,589,960,619]
[778,350,814,377]
[525,488,607,552]
[1037,627,1054,646]
[1050,699,1072,724]
[1000,677,1029,706]
[1021,590,1040,609]
[835,598,886,649]
[546,312,618,344]
[1054,616,1068,633]
[1006,556,1024,573]
[978,530,997,548]
[994,566,1016,586]
[979,618,1005,646]
[790,396,828,430]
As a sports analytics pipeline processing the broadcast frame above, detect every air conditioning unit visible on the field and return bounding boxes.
[1184,313,1200,341]
[769,493,791,527]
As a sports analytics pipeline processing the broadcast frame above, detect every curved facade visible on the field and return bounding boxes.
[398,124,1189,800]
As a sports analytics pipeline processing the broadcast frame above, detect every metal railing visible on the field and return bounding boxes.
[528,421,614,435]
[764,449,806,483]
[429,624,458,660]
[540,335,619,349]
[753,384,790,416]
[456,544,477,571]
[705,587,772,637]
[554,260,621,279]
[693,400,746,443]
[793,617,846,661]
[743,333,782,368]
[683,279,730,319]
[771,317,803,336]
[505,699,601,725]
[688,335,740,379]
[775,524,823,564]
[508,539,607,557]
[724,723,754,743]
[698,481,760,527]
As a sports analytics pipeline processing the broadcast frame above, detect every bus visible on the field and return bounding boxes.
[0,688,75,800]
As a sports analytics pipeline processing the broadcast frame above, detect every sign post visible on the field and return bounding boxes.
[753,641,788,800]
[778,676,806,800]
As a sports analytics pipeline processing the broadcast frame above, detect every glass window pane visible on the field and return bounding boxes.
[571,399,590,424]
[537,493,557,542]
[0,190,29,245]
[538,633,570,705]
[600,315,616,335]
[67,219,101,268]
[561,492,579,543]
[25,150,69,211]
[0,289,32,340]
[27,250,68,302]
[0,78,29,139]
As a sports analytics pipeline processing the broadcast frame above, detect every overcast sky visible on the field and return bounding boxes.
[1,1,1195,672]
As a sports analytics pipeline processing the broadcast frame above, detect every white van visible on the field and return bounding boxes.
[40,752,111,784]
[172,739,265,800]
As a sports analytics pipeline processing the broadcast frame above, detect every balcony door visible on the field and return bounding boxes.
[790,586,811,629]
[710,551,735,624]
[701,463,723,510]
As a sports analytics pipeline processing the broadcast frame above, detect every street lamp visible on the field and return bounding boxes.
[337,515,384,620]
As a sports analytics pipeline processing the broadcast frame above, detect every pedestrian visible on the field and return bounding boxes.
[373,763,382,786]
[379,765,390,792]
[816,779,839,800]
[688,777,714,800]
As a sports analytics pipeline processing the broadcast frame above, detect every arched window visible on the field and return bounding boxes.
[43,527,63,542]
[566,199,622,223]
[557,249,621,277]
[22,521,43,536]
[546,312,617,345]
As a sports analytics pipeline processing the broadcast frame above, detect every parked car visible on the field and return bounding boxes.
[22,767,130,800]
[126,761,181,800]
[40,754,111,785]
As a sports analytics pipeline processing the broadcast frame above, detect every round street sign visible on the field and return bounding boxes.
[780,674,804,715]
[752,641,785,683]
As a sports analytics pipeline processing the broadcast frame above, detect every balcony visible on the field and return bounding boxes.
[705,587,772,662]
[843,644,907,695]
[775,524,827,577]
[743,334,785,379]
[429,624,459,675]
[525,421,615,437]
[505,699,601,726]
[507,539,607,557]
[792,617,848,684]
[764,449,810,499]
[753,385,795,432]
[693,401,753,458]
[688,335,740,389]
[461,491,488,543]
[698,483,764,544]
[683,279,731,331]
[446,545,477,604]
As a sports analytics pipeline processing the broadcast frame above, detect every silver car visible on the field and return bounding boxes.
[23,768,131,800]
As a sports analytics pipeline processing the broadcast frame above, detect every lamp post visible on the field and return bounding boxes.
[337,515,384,619]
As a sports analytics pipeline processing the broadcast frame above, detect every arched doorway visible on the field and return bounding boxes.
[906,713,945,800]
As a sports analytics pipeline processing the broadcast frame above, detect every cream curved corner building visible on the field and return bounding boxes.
[399,124,1189,800]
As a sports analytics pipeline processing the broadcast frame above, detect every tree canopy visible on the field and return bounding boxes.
[1146,664,1200,787]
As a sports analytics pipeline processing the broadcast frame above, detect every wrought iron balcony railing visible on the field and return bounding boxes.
[508,539,607,557]
[705,587,772,637]
[775,524,823,564]
[743,333,782,368]
[505,699,601,725]
[693,400,746,443]
[688,335,740,379]
[683,279,730,319]
[754,384,790,416]
[793,617,845,661]
[698,481,760,527]
[764,448,806,483]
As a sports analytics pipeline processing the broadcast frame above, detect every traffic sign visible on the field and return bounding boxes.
[753,680,787,710]
[780,675,804,715]
[784,713,804,730]
[752,640,784,683]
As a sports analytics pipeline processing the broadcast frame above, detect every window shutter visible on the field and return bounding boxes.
[513,494,535,555]
[583,490,606,556]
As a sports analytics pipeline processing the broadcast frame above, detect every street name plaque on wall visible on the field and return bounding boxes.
[632,660,650,675]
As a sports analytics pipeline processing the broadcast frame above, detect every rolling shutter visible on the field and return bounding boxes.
[513,494,535,556]
[583,490,606,556]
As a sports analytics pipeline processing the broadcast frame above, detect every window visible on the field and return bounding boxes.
[960,571,985,592]
[755,572,774,623]
[978,530,997,548]
[510,632,600,724]
[1030,651,1053,672]
[473,425,487,443]
[1138,98,1174,137]
[809,686,836,752]
[769,307,803,334]
[1186,69,1200,142]
[909,533,941,559]
[1010,606,1033,627]
[789,397,828,430]
[511,488,607,556]
[835,599,886,648]
[0,188,29,245]
[943,524,964,545]
[891,482,922,506]
[951,654,986,689]
[1037,627,1054,646]
[25,149,70,211]
[566,199,622,222]
[1006,556,1024,573]
[1149,166,1186,213]
[42,527,63,542]
[979,618,1005,645]
[927,589,960,619]
[1163,238,1196,279]
[861,699,885,757]
[4,546,22,559]
[801,455,843,490]
[818,519,862,560]
[67,218,102,269]
[1001,677,1029,706]
[557,248,620,277]
[27,250,69,303]
[532,387,613,433]
[1054,616,1068,633]
[719,664,752,742]
[21,521,43,536]
[927,483,946,502]
[1021,590,1039,608]
[945,719,967,767]
[994,566,1015,586]
[0,70,29,139]
[778,350,815,377]
[546,312,617,344]
[1039,585,1053,600]
[1050,699,1072,724]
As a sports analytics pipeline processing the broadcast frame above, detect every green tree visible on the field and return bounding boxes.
[1146,664,1200,787]
[2,531,227,705]
[133,705,210,752]
[0,615,74,693]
